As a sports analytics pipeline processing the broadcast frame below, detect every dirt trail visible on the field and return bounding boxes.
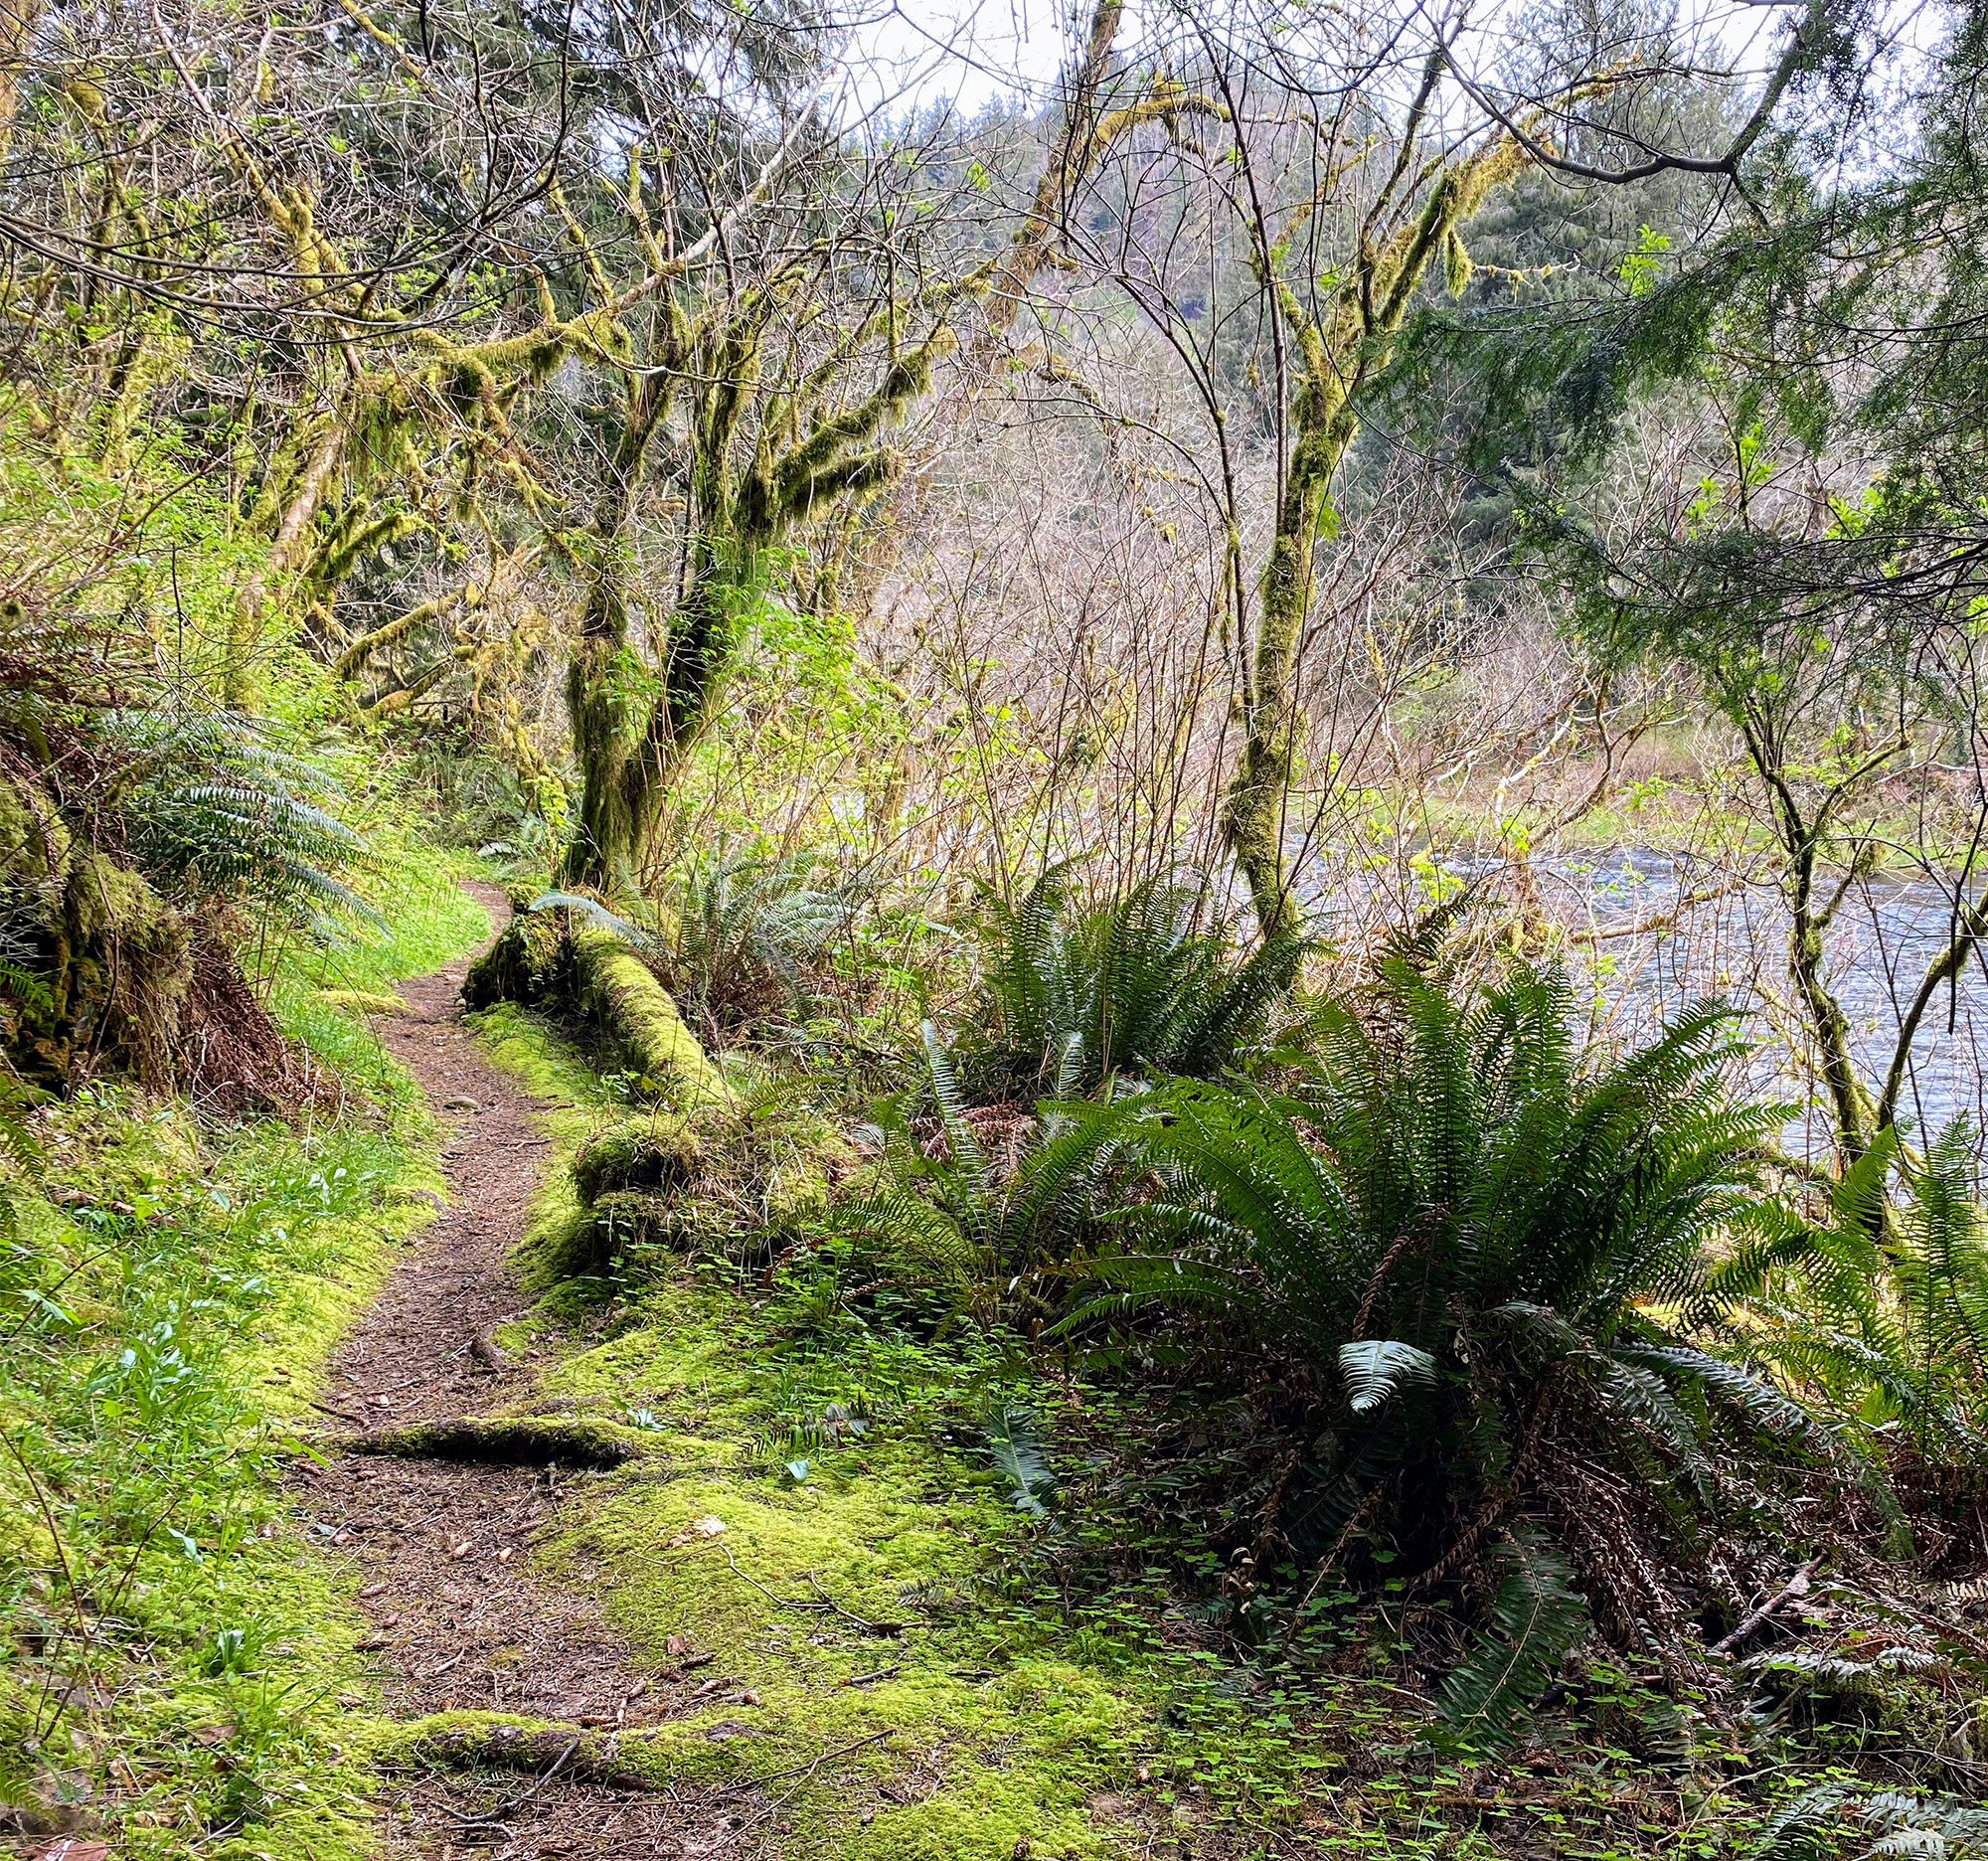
[297,887,758,1859]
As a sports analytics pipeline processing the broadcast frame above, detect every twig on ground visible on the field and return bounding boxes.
[1710,1557,1821,1655]
[717,1546,902,1635]
[447,1734,580,1831]
[730,1726,899,1792]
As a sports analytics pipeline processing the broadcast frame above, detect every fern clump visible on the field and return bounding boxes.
[662,849,868,1043]
[825,1024,1122,1321]
[1072,946,1827,1749]
[1720,1118,1988,1489]
[965,865,1304,1098]
[106,707,373,930]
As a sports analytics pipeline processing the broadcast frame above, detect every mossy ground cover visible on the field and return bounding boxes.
[0,834,490,1855]
[457,1014,1855,1861]
[0,850,1869,1860]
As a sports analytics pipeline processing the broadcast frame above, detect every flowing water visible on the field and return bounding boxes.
[1310,849,1988,1166]
[1542,851,1988,1163]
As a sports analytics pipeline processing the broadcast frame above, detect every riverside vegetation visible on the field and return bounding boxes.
[7,0,1988,1855]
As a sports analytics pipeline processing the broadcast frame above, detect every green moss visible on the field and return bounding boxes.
[460,999,619,1291]
[0,830,491,1855]
[487,1266,1152,1858]
[461,904,567,1010]
[573,1115,704,1205]
[571,926,728,1106]
[329,1412,643,1468]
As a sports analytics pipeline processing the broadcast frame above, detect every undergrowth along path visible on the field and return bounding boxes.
[299,888,755,1859]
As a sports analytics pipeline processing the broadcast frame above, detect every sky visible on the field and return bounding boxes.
[835,0,1106,117]
[828,0,1944,126]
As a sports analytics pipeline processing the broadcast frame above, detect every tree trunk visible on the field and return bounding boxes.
[560,373,670,890]
[1221,140,1523,938]
[0,0,42,161]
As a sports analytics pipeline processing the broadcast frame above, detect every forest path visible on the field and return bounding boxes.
[298,886,758,1859]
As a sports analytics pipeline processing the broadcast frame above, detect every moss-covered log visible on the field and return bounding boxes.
[571,926,727,1105]
[572,1115,704,1204]
[381,1714,681,1790]
[322,1413,640,1469]
[461,895,569,1010]
[461,898,725,1108]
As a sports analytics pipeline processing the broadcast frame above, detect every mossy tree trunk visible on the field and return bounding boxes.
[1221,125,1525,939]
[563,362,677,894]
[559,299,942,892]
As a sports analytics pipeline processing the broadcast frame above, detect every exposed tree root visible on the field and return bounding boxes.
[322,1413,641,1468]
[383,1714,673,1792]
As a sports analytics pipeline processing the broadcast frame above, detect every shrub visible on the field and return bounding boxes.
[826,1024,1122,1322]
[966,866,1304,1098]
[664,849,867,1042]
[1720,1118,1988,1476]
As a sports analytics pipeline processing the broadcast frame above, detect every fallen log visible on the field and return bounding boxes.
[570,926,727,1106]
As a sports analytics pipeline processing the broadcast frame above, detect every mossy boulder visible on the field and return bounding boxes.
[573,1116,705,1206]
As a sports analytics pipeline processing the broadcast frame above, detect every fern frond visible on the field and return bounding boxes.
[1435,1526,1589,1754]
[1339,1338,1440,1414]
[529,891,661,949]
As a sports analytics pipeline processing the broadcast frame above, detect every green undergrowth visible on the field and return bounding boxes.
[0,832,491,1854]
[464,1013,1850,1860]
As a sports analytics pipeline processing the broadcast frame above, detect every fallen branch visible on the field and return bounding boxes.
[718,1546,903,1636]
[1710,1557,1821,1656]
[718,1726,899,1796]
[468,1329,516,1372]
[448,1734,580,1832]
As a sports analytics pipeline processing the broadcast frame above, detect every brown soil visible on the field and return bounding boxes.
[295,886,774,1860]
